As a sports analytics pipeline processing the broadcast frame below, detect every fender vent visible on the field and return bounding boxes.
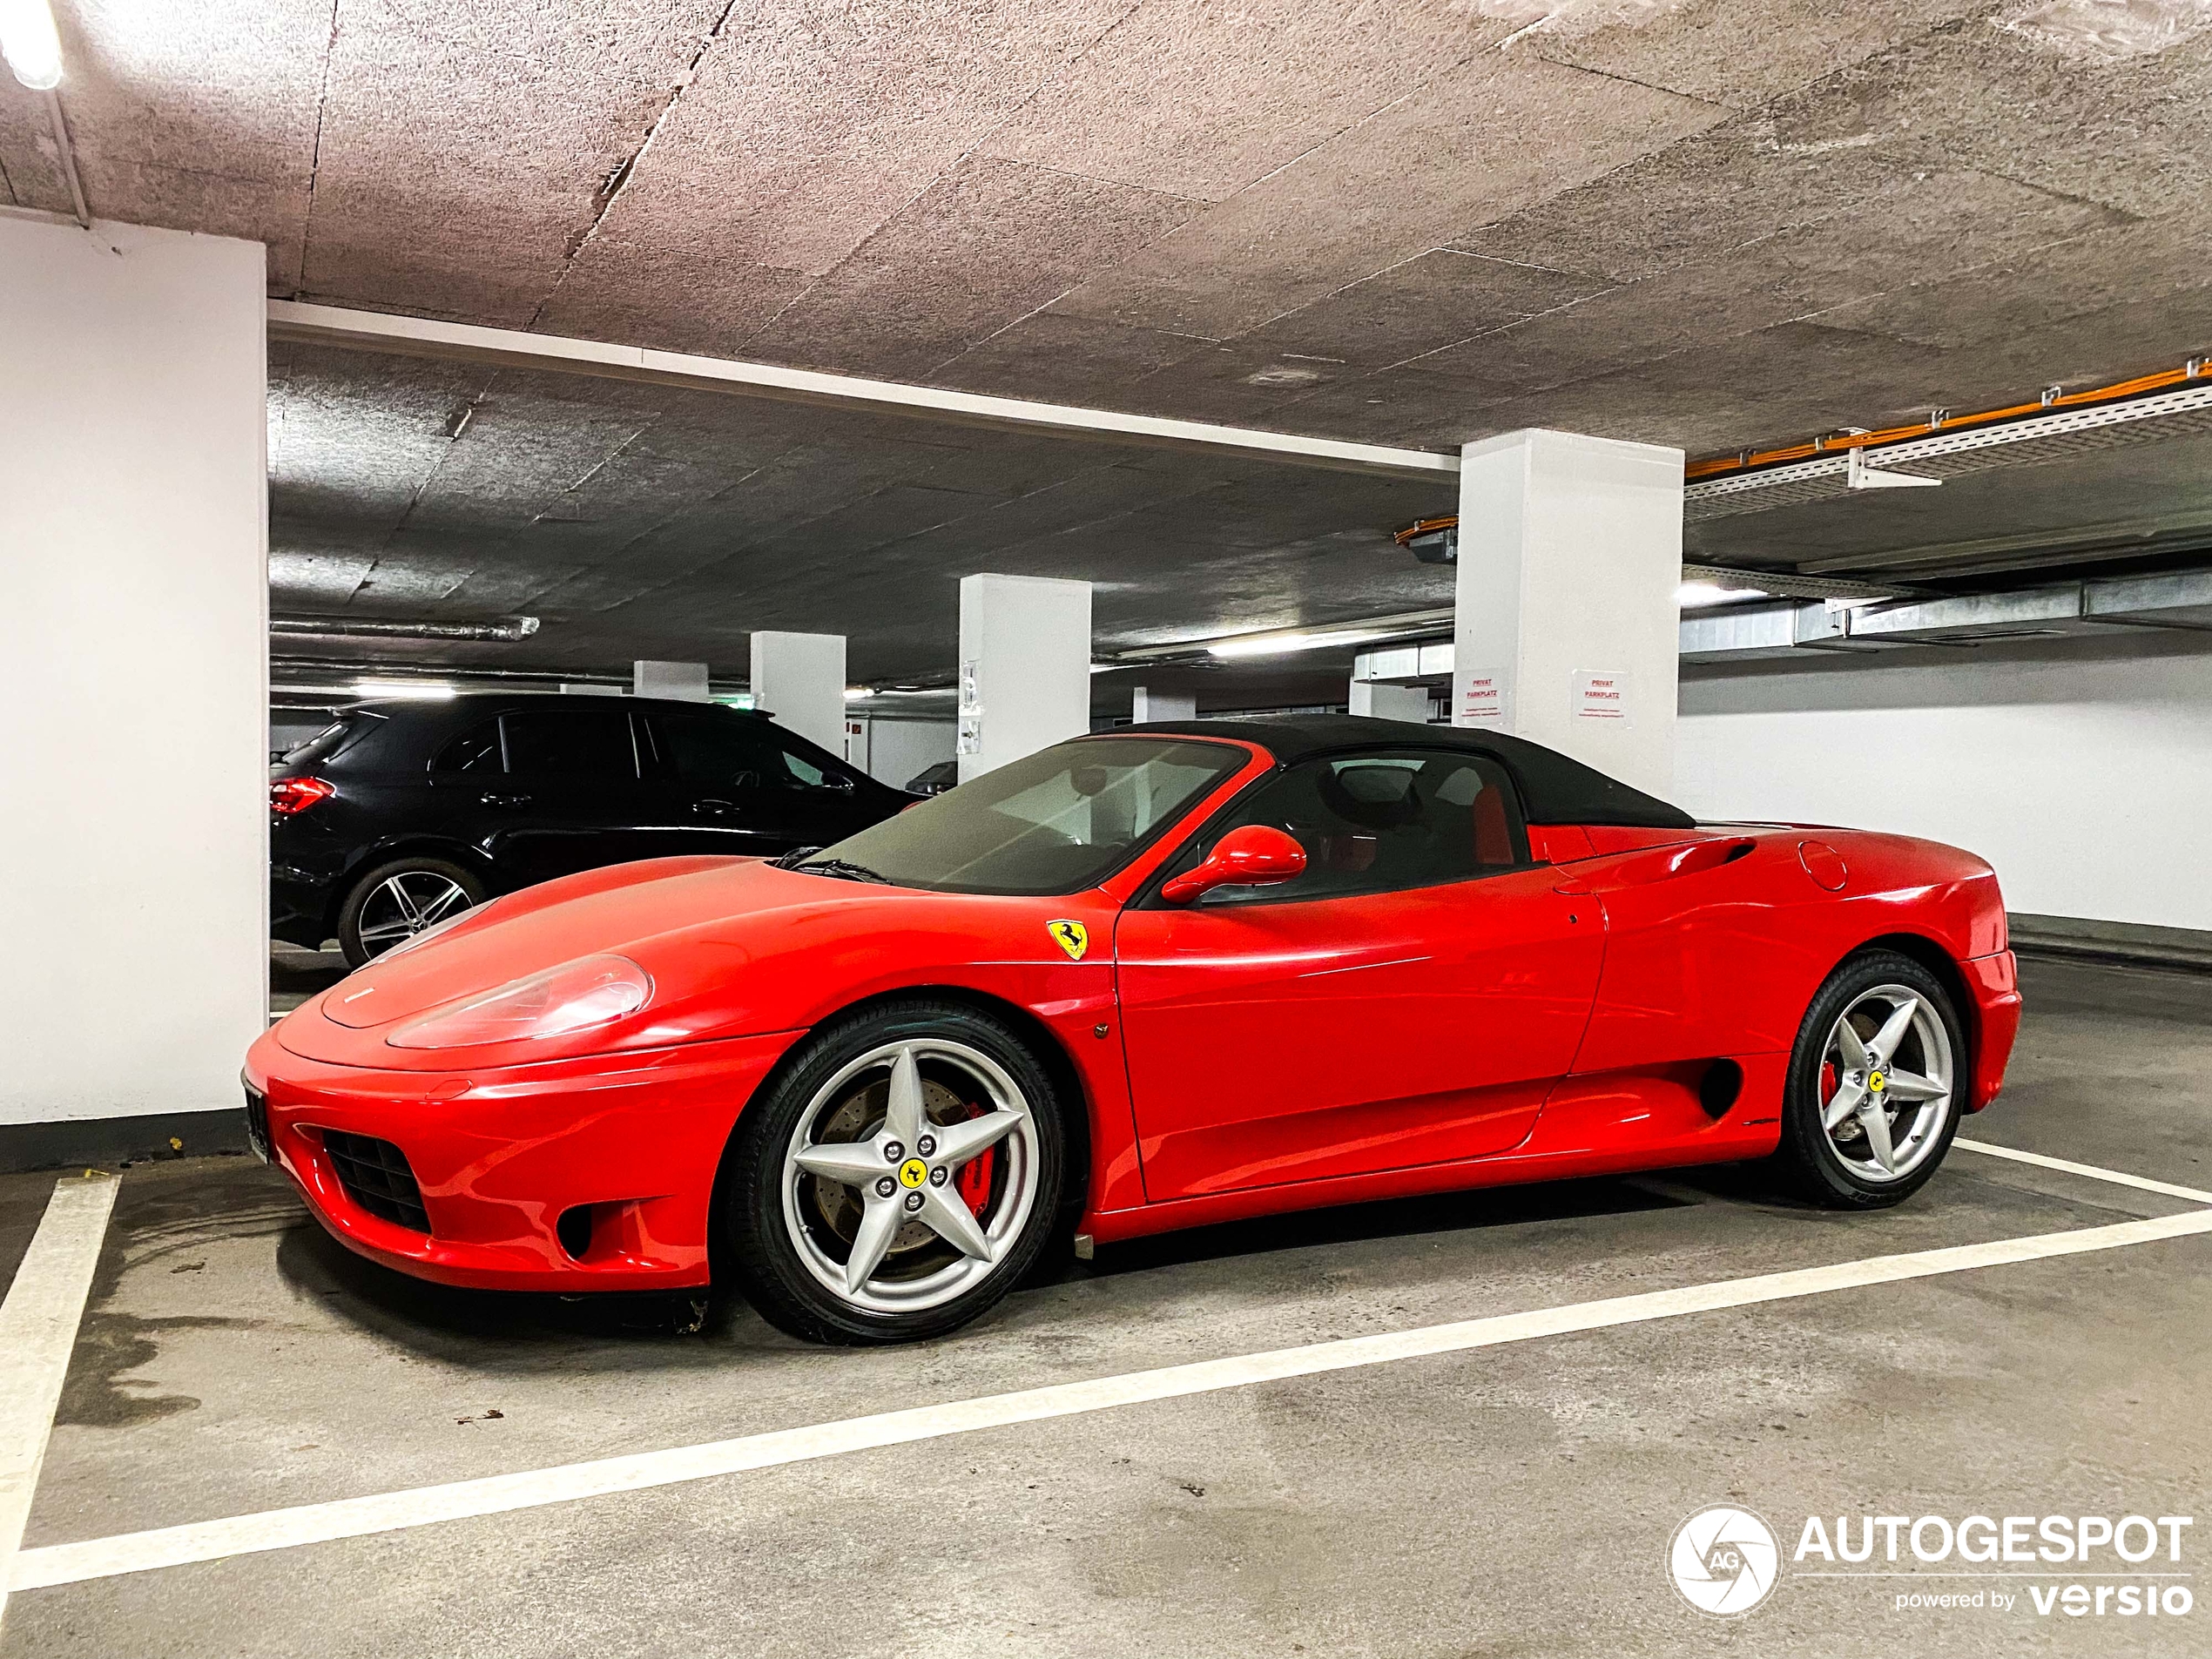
[1699,1059,1745,1119]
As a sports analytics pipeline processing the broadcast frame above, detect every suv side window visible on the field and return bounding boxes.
[499,708,639,780]
[431,718,504,775]
[655,711,854,794]
[1174,749,1527,905]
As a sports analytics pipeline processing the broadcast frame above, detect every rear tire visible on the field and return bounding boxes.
[336,858,487,966]
[1769,949,1965,1210]
[722,1000,1068,1345]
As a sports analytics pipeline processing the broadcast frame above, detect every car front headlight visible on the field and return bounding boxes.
[386,954,653,1049]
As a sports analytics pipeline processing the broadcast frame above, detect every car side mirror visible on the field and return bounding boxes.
[1160,824,1307,905]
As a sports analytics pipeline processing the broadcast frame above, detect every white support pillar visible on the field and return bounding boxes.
[957,575,1092,782]
[0,217,268,1141]
[1349,681,1432,722]
[1451,428,1684,797]
[633,659,711,702]
[1131,685,1197,723]
[747,632,846,754]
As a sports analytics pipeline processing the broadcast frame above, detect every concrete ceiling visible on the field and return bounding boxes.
[269,339,1457,683]
[10,0,2212,691]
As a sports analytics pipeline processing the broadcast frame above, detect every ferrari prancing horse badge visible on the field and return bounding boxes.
[1047,920,1089,961]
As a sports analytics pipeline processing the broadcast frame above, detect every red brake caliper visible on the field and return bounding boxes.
[1820,1060,1838,1110]
[955,1103,995,1217]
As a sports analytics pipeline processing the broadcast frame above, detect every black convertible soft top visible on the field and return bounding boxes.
[1118,713,1696,831]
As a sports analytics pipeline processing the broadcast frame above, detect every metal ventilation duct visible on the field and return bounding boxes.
[1679,568,2212,662]
[270,614,542,643]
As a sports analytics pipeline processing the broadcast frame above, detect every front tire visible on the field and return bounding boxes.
[336,857,487,966]
[1770,949,1966,1209]
[723,1000,1068,1345]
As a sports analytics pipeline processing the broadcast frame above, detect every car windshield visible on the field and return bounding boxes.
[804,737,1247,895]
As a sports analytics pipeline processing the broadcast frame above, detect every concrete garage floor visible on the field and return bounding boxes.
[4,957,2209,1656]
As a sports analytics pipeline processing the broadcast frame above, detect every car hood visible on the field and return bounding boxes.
[314,857,776,1030]
[276,855,1089,1070]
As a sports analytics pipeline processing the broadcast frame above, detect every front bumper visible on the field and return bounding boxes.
[245,1023,802,1290]
[1963,949,2021,1112]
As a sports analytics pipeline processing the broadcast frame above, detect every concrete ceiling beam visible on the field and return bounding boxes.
[266,300,1461,484]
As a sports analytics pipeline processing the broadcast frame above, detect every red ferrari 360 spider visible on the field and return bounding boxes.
[246,715,2020,1344]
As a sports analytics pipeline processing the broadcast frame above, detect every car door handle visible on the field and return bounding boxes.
[478,792,532,809]
[695,798,742,816]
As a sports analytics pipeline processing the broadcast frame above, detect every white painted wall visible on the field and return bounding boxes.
[633,659,710,701]
[0,215,268,1126]
[1350,681,1432,722]
[1677,646,2212,932]
[749,631,846,754]
[860,718,958,789]
[1131,685,1196,723]
[1453,428,1684,798]
[957,574,1091,783]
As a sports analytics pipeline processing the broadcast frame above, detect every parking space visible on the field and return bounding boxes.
[12,9,2212,1648]
[3,955,2206,1656]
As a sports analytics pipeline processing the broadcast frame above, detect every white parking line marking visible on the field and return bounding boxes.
[0,1175,118,1632]
[14,1205,2212,1593]
[1954,1138,2212,1206]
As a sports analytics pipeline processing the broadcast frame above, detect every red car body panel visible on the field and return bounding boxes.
[245,731,2019,1292]
[1116,862,1603,1201]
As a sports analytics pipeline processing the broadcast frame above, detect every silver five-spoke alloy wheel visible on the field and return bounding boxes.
[354,869,475,955]
[780,1038,1040,1314]
[1817,982,1954,1182]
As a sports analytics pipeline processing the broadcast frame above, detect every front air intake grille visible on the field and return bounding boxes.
[321,1130,431,1233]
[242,1086,270,1163]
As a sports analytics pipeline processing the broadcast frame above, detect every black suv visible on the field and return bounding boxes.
[271,693,914,963]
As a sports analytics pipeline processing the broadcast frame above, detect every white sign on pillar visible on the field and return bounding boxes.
[957,574,1092,783]
[749,631,847,754]
[1452,428,1684,796]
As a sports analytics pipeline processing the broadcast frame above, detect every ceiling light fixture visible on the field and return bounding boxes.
[1676,580,1769,609]
[0,0,63,90]
[353,679,457,700]
[1206,626,1395,659]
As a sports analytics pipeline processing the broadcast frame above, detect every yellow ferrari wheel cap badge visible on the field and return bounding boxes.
[1868,1070,1886,1093]
[1047,920,1089,961]
[898,1157,929,1189]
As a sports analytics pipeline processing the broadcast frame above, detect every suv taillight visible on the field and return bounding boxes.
[271,776,336,815]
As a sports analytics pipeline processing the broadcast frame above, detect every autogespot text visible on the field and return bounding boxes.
[1796,1514,2194,1619]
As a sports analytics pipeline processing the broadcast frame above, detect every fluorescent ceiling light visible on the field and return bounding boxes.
[1676,580,1769,609]
[0,0,63,90]
[1206,626,1393,659]
[353,679,456,699]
